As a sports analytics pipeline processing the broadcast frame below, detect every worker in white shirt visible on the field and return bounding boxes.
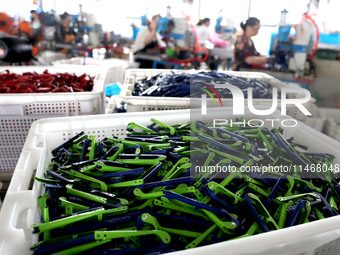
[196,18,218,70]
[196,18,211,46]
[132,15,166,68]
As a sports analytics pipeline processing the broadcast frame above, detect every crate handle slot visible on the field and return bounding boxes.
[7,150,42,193]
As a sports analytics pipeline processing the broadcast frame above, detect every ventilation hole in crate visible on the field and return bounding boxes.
[0,158,17,171]
[14,208,33,239]
[1,118,37,133]
[1,133,30,146]
[24,102,82,115]
[0,147,22,157]
[29,170,36,190]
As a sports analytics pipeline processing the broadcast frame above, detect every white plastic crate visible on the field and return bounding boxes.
[0,116,45,172]
[1,109,340,255]
[120,68,285,101]
[53,57,134,85]
[321,108,340,141]
[117,69,315,119]
[0,181,2,209]
[108,94,190,112]
[119,69,286,111]
[0,66,106,172]
[0,66,106,116]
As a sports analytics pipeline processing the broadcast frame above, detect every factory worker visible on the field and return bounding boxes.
[196,18,211,46]
[55,12,76,50]
[232,17,269,71]
[132,14,166,68]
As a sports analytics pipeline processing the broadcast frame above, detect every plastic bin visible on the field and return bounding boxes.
[117,69,284,112]
[0,66,107,172]
[0,66,106,116]
[113,69,315,122]
[52,57,134,85]
[1,109,340,255]
[121,69,285,98]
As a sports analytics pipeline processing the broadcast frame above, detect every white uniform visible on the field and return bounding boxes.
[196,25,210,45]
[132,27,165,53]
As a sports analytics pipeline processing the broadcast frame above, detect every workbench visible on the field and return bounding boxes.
[55,43,114,58]
[209,46,234,70]
[134,46,234,70]
[134,53,199,69]
[210,47,233,59]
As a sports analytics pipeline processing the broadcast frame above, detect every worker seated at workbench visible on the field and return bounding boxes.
[208,18,235,71]
[232,17,272,71]
[54,12,76,53]
[196,18,211,46]
[195,18,216,70]
[132,15,166,68]
[210,17,234,49]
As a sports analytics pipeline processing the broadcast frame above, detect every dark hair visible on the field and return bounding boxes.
[151,14,161,20]
[197,18,210,26]
[30,10,36,14]
[60,12,70,20]
[240,17,260,31]
[147,15,161,27]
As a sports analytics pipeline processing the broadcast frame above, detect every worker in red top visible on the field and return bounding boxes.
[232,17,270,71]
